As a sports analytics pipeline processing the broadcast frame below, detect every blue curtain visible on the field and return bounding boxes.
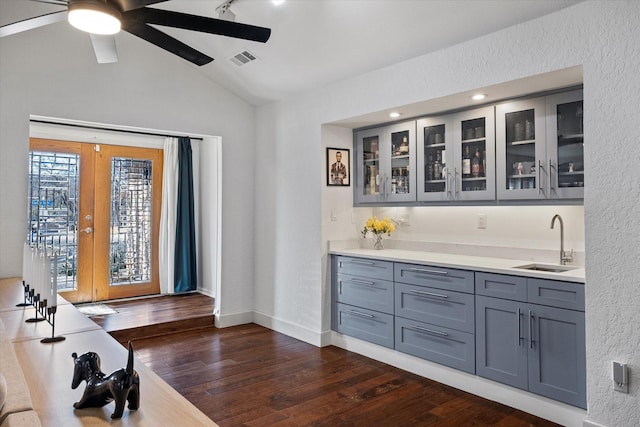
[174,137,197,293]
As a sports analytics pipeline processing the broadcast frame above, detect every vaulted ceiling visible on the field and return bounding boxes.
[1,0,583,106]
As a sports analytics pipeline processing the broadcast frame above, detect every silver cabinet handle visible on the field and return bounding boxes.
[454,167,459,196]
[410,325,448,337]
[411,289,448,299]
[347,310,374,319]
[82,227,93,234]
[548,158,555,192]
[347,260,375,266]
[529,310,535,349]
[517,308,522,347]
[444,167,450,197]
[537,160,544,196]
[408,267,448,275]
[345,278,375,286]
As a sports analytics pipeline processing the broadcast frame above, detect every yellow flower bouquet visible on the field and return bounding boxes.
[361,216,395,249]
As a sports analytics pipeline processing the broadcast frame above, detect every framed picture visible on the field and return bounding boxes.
[326,148,350,186]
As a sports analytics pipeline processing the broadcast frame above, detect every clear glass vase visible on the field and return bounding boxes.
[373,234,384,250]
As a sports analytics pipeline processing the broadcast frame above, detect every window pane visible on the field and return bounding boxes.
[109,157,153,285]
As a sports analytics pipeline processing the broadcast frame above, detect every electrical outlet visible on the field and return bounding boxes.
[477,213,487,229]
[613,361,629,393]
[331,209,337,222]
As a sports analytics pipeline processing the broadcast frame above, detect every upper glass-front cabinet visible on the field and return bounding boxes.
[355,121,416,204]
[496,90,583,200]
[496,97,548,200]
[417,106,495,202]
[546,90,584,199]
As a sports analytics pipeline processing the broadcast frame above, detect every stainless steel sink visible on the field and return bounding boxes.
[513,263,578,273]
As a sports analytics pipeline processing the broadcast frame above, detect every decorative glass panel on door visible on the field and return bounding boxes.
[504,109,537,191]
[109,157,153,285]
[390,130,411,195]
[423,124,446,194]
[461,117,487,194]
[362,135,381,197]
[555,99,584,194]
[27,150,79,292]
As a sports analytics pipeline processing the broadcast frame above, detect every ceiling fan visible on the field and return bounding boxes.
[0,0,271,66]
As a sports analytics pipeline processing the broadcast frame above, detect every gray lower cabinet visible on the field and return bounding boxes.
[333,256,395,349]
[332,256,586,409]
[475,273,586,409]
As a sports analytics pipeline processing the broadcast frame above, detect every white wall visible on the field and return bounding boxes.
[256,2,640,426]
[0,18,255,319]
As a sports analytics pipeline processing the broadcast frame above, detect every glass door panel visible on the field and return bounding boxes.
[363,135,381,197]
[390,130,410,195]
[417,117,450,202]
[505,109,537,191]
[461,117,487,193]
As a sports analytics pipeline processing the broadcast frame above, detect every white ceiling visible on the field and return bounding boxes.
[1,0,583,107]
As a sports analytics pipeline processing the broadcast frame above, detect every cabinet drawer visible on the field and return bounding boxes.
[395,283,475,333]
[528,279,585,311]
[395,317,475,374]
[395,263,474,294]
[336,274,394,314]
[336,303,394,349]
[336,256,394,281]
[476,272,527,302]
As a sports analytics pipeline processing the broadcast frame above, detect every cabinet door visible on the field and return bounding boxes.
[528,305,586,408]
[496,97,547,200]
[545,90,584,200]
[454,106,496,201]
[475,296,528,390]
[336,302,395,349]
[337,273,394,315]
[355,126,386,203]
[416,115,453,202]
[355,122,416,204]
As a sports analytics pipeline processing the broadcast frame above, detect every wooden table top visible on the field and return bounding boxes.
[0,303,101,343]
[0,277,70,312]
[14,329,218,427]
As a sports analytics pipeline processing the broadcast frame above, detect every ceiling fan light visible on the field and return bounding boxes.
[68,1,121,35]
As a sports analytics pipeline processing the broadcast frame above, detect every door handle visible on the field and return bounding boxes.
[529,310,535,349]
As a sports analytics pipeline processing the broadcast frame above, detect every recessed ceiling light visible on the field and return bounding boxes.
[389,112,401,118]
[472,93,487,101]
[272,0,285,5]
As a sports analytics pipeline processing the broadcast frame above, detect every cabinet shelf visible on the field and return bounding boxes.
[424,179,446,183]
[462,177,486,181]
[507,139,535,146]
[558,133,583,142]
[508,174,535,179]
[391,154,410,160]
[559,171,584,176]
[462,138,485,144]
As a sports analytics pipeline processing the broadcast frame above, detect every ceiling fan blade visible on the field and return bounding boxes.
[122,20,213,66]
[90,33,118,63]
[0,11,66,38]
[111,0,169,12]
[31,0,68,5]
[123,7,271,43]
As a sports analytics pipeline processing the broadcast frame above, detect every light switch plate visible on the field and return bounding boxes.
[477,213,487,229]
[613,361,629,393]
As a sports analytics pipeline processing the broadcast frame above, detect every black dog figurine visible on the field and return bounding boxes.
[71,341,140,419]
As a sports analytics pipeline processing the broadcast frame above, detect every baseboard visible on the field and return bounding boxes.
[331,332,587,427]
[197,287,215,299]
[252,311,324,347]
[583,420,609,427]
[214,310,253,328]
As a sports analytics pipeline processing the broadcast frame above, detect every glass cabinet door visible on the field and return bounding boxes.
[354,121,415,204]
[496,97,547,200]
[455,106,495,201]
[546,90,584,199]
[417,116,451,202]
[355,127,383,203]
[387,122,416,203]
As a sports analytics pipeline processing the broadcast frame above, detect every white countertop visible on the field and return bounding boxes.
[329,248,585,283]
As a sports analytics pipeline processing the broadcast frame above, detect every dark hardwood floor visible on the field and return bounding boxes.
[85,294,560,426]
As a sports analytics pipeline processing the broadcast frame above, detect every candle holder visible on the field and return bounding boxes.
[15,280,32,307]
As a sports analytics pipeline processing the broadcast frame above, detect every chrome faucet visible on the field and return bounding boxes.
[550,214,574,265]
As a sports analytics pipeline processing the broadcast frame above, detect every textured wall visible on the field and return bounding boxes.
[257,1,640,425]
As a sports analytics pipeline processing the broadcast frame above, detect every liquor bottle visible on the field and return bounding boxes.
[462,146,471,177]
[427,155,434,181]
[472,148,483,177]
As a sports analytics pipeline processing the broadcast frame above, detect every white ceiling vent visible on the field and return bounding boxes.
[230,50,258,66]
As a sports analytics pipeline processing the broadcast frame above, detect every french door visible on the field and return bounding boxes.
[28,138,163,303]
